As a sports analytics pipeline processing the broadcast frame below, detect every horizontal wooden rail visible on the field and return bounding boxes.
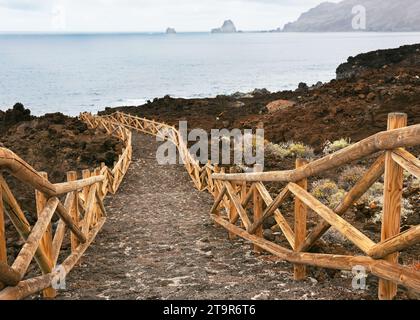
[20,110,414,301]
[391,148,420,180]
[0,112,132,300]
[0,262,20,287]
[212,124,420,182]
[0,147,105,197]
[0,218,106,300]
[12,197,59,278]
[288,182,376,254]
[368,225,420,259]
[212,215,420,292]
[299,154,385,252]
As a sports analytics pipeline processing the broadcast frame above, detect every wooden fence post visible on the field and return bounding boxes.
[228,168,236,240]
[94,168,102,225]
[294,159,308,281]
[35,172,56,299]
[378,113,407,300]
[253,165,264,253]
[82,170,91,201]
[67,171,79,252]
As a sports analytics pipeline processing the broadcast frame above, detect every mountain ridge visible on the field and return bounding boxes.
[283,0,420,32]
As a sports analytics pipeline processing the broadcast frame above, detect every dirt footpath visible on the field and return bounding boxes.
[58,133,386,300]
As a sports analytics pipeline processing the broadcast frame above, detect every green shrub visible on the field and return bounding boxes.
[311,179,346,208]
[265,141,314,160]
[323,138,352,155]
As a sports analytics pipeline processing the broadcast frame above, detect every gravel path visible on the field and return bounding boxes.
[58,133,381,300]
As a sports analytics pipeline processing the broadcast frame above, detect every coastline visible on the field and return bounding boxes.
[2,32,420,117]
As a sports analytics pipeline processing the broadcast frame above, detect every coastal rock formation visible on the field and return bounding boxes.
[166,27,176,34]
[0,103,33,129]
[336,43,420,79]
[211,20,237,33]
[283,0,420,32]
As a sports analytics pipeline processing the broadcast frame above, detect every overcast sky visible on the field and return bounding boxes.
[0,0,341,32]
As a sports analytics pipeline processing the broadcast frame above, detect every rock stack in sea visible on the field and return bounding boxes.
[211,20,237,33]
[166,27,176,34]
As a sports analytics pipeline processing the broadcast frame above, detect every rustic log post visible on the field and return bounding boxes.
[82,170,91,202]
[67,171,79,252]
[213,165,220,198]
[228,168,237,240]
[94,168,102,224]
[211,165,222,229]
[35,172,56,299]
[378,113,407,300]
[294,159,308,281]
[253,165,264,253]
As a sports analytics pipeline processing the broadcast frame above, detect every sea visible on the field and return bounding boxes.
[0,32,419,116]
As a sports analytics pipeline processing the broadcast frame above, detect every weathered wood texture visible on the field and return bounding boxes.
[294,159,308,281]
[379,113,407,300]
[0,113,132,300]
[84,111,419,299]
[2,110,417,300]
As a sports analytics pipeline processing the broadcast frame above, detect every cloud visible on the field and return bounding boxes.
[0,0,51,11]
[0,0,340,32]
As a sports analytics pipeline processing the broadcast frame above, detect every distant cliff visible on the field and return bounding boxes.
[211,20,237,33]
[283,0,420,32]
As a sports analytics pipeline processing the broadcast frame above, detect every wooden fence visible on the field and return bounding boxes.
[0,118,132,299]
[82,111,420,300]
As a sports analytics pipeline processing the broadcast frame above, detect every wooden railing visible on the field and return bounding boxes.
[1,109,417,300]
[81,111,420,300]
[0,119,132,300]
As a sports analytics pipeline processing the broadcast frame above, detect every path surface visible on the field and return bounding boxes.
[59,133,377,300]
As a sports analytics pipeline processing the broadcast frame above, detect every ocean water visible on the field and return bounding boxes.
[0,32,419,116]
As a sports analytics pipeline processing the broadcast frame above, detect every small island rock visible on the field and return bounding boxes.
[211,20,237,33]
[166,27,176,34]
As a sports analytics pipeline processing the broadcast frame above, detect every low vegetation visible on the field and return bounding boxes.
[323,138,352,155]
[265,140,315,160]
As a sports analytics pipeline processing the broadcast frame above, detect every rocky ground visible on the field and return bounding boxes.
[58,134,409,300]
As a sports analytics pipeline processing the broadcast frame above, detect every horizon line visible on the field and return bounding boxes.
[1,30,420,35]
